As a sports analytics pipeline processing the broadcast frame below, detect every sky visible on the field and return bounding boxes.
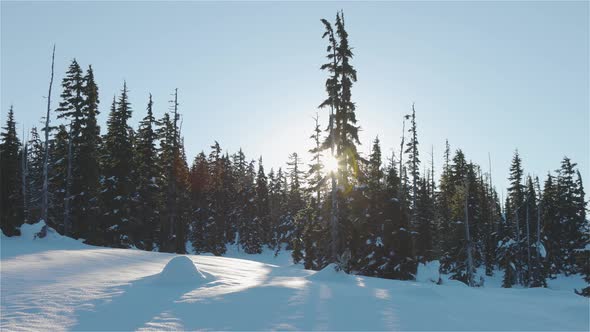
[1,1,588,196]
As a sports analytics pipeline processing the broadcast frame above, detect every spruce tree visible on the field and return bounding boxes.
[0,106,24,236]
[26,127,45,223]
[241,159,262,254]
[405,104,420,232]
[135,94,160,250]
[101,83,134,247]
[415,178,434,262]
[555,157,585,274]
[48,125,69,233]
[76,65,102,242]
[504,150,525,286]
[255,157,271,245]
[189,151,210,253]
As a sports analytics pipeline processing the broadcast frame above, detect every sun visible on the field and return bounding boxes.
[323,154,339,176]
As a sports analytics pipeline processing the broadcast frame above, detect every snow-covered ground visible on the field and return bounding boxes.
[1,223,588,331]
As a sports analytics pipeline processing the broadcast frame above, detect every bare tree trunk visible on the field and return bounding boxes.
[38,45,55,239]
[464,178,474,287]
[168,88,179,253]
[21,135,28,224]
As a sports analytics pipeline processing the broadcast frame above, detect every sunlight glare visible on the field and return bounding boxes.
[323,154,339,176]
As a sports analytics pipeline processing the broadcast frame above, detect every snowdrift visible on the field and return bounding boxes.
[154,256,211,285]
[307,263,349,282]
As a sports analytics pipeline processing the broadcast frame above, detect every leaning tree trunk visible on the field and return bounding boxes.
[37,44,55,239]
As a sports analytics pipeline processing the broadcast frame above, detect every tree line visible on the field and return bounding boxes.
[1,11,587,293]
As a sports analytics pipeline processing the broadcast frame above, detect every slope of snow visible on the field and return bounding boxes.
[1,223,589,331]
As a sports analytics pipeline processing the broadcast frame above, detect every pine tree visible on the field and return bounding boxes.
[504,150,525,286]
[189,151,210,253]
[307,114,326,205]
[437,140,455,271]
[48,125,69,233]
[555,157,585,274]
[101,83,134,247]
[405,104,420,231]
[26,127,45,223]
[56,60,85,138]
[379,151,414,280]
[0,106,24,236]
[415,178,434,262]
[530,176,547,287]
[542,172,560,276]
[256,157,271,245]
[134,94,160,250]
[333,11,360,190]
[281,152,305,248]
[202,141,228,255]
[76,65,102,242]
[359,137,387,275]
[241,159,262,254]
[319,12,362,265]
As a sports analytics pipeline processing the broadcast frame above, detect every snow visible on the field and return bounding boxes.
[155,256,210,285]
[307,263,348,282]
[1,222,589,331]
[416,260,441,284]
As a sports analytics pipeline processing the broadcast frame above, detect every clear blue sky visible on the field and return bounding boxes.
[1,1,588,196]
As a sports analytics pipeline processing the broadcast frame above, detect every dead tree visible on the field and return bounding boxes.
[37,45,55,238]
[21,130,28,224]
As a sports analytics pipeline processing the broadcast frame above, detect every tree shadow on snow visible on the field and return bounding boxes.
[70,273,215,331]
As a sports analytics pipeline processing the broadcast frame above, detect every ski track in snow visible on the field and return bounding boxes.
[1,224,589,331]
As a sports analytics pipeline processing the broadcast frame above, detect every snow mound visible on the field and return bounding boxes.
[155,256,209,285]
[307,263,349,282]
[416,260,441,284]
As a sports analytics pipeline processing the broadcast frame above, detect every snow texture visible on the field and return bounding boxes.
[1,222,589,331]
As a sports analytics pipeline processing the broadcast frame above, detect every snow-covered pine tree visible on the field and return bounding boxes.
[404,104,420,248]
[358,137,387,276]
[101,83,134,248]
[189,151,210,253]
[415,177,435,263]
[502,150,526,287]
[555,157,586,274]
[47,125,69,233]
[241,159,262,254]
[281,153,305,248]
[76,65,102,242]
[0,106,24,236]
[26,127,45,223]
[55,59,86,237]
[255,157,271,246]
[380,151,414,280]
[134,94,160,251]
